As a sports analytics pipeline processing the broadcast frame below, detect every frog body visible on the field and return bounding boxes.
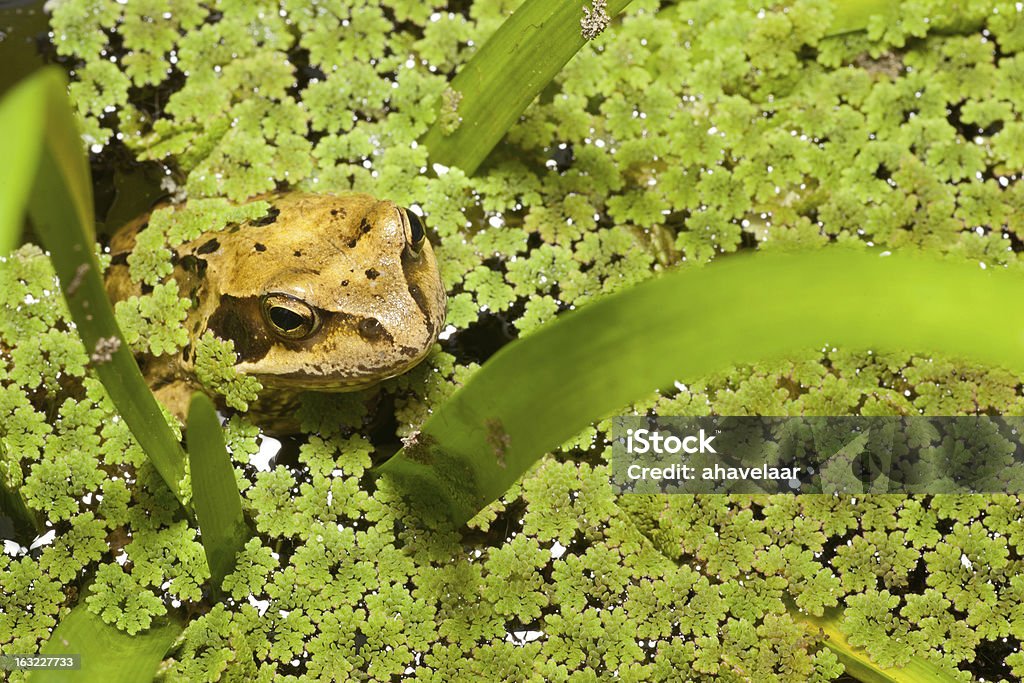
[105,192,446,427]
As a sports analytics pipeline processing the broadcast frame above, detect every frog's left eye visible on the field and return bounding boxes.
[261,294,320,340]
[402,208,427,255]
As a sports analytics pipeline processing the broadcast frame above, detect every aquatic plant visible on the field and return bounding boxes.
[3,0,1024,680]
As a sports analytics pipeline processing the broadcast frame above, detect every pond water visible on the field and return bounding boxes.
[0,0,48,96]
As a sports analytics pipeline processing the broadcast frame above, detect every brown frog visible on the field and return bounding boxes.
[105,192,447,427]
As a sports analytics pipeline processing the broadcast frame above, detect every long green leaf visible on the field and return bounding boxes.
[187,392,250,590]
[421,0,635,175]
[10,68,188,506]
[378,250,1024,525]
[0,72,45,255]
[31,596,182,683]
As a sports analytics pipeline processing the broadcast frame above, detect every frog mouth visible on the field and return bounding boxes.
[242,354,430,391]
[255,374,392,391]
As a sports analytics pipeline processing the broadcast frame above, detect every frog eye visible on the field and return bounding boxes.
[403,208,427,255]
[261,294,320,340]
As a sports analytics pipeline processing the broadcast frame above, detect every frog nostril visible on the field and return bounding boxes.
[358,317,385,341]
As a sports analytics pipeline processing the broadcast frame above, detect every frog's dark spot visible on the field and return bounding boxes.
[253,207,281,227]
[180,255,208,277]
[365,268,379,280]
[110,252,129,266]
[330,207,347,218]
[227,222,242,233]
[208,295,273,363]
[400,345,418,357]
[254,243,267,252]
[197,238,220,255]
[359,217,372,233]
[347,238,358,248]
[358,317,386,341]
[341,280,349,287]
[294,250,302,257]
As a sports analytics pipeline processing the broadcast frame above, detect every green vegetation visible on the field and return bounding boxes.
[187,392,251,590]
[2,0,1024,681]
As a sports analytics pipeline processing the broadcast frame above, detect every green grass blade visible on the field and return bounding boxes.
[379,250,1024,525]
[0,72,46,256]
[421,0,634,175]
[32,597,182,683]
[187,392,250,590]
[14,67,188,505]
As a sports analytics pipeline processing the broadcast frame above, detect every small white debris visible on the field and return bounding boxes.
[90,336,121,364]
[581,0,610,40]
[66,263,89,296]
[250,436,281,472]
[960,553,973,570]
[30,530,56,550]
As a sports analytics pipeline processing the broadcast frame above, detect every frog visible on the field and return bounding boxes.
[105,192,447,429]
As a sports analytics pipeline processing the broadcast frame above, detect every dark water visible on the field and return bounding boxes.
[0,0,49,97]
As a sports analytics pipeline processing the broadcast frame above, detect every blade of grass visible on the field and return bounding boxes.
[378,249,1024,525]
[15,68,189,506]
[31,592,182,683]
[0,74,45,255]
[421,0,635,175]
[187,392,250,590]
